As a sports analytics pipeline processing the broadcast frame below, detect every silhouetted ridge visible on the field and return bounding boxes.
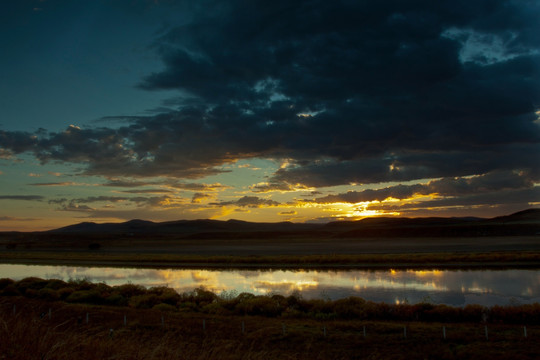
[44,209,539,238]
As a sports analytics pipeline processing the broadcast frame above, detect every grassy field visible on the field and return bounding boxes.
[2,249,540,269]
[2,292,540,359]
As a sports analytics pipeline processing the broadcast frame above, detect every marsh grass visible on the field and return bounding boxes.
[2,250,540,269]
[1,296,540,359]
[2,278,540,358]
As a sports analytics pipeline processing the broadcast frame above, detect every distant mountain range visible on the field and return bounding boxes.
[44,209,540,239]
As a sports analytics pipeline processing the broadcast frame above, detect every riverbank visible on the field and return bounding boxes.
[1,285,540,359]
[1,249,540,269]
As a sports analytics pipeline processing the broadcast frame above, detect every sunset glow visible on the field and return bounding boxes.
[0,1,538,230]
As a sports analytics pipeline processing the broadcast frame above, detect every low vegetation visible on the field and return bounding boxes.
[2,277,540,324]
[2,250,540,269]
[2,278,540,359]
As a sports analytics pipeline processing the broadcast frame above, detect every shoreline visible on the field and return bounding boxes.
[2,249,540,270]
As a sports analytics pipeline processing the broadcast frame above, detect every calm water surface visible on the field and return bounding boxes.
[1,264,539,306]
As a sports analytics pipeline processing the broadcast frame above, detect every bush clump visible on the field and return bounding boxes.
[66,290,103,304]
[152,303,178,312]
[3,277,540,324]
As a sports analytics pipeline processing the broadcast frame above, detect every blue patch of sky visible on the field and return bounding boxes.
[0,1,187,132]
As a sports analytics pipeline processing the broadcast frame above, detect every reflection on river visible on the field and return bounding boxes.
[1,264,539,306]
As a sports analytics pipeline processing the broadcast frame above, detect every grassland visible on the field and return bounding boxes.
[2,248,540,269]
[1,278,540,359]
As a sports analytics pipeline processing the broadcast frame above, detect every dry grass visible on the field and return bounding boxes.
[2,250,540,269]
[1,297,540,359]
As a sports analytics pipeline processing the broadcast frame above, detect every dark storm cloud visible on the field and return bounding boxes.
[366,188,539,212]
[50,195,182,212]
[212,196,280,208]
[312,171,535,203]
[0,195,44,201]
[0,0,538,188]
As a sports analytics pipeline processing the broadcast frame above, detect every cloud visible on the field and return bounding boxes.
[366,188,539,213]
[279,210,297,215]
[29,182,79,186]
[59,203,95,212]
[0,195,44,201]
[191,192,212,203]
[50,195,186,213]
[103,179,157,187]
[120,189,175,194]
[0,149,13,159]
[312,171,536,204]
[103,178,228,192]
[212,196,280,208]
[250,181,313,193]
[168,182,230,192]
[238,164,261,170]
[0,1,538,196]
[0,216,40,221]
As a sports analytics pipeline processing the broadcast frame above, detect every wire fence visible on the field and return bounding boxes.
[1,299,537,343]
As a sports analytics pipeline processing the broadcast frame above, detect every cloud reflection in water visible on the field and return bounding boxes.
[1,265,539,306]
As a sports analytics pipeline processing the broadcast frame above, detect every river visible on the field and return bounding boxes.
[1,264,539,306]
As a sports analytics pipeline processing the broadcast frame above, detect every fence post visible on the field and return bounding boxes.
[124,314,127,326]
[86,312,89,324]
[363,325,366,338]
[403,326,407,339]
[12,305,15,315]
[242,321,245,334]
[443,326,446,340]
[161,315,164,327]
[323,326,326,337]
[282,323,286,336]
[524,326,527,338]
[48,308,51,320]
[203,319,206,332]
[484,325,488,340]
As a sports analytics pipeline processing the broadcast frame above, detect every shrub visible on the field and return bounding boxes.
[105,293,127,306]
[185,287,217,306]
[152,303,178,312]
[68,279,94,291]
[424,304,461,322]
[16,277,49,292]
[178,301,197,312]
[115,284,147,298]
[66,290,103,304]
[37,288,60,301]
[0,278,15,290]
[155,288,181,306]
[25,289,39,298]
[0,284,19,296]
[129,294,160,309]
[57,287,75,300]
[462,304,486,323]
[202,302,231,315]
[333,297,367,319]
[235,296,282,317]
[44,279,68,290]
[305,299,333,318]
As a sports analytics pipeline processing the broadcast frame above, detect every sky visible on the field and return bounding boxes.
[0,0,539,231]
